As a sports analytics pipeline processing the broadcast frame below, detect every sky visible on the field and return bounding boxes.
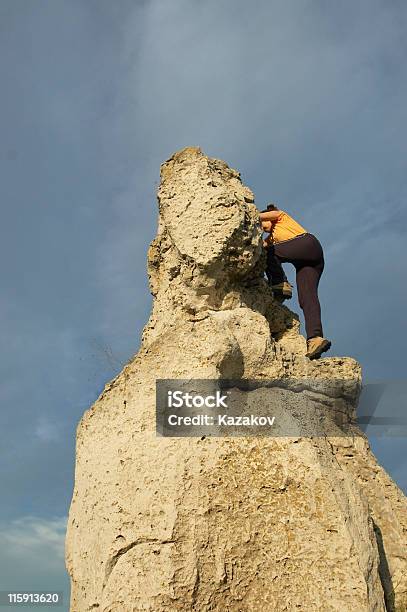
[1,0,406,608]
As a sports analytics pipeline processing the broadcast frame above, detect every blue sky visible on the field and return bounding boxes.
[1,1,406,608]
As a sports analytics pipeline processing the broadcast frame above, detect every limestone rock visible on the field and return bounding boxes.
[65,147,407,611]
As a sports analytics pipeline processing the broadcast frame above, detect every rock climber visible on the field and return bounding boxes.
[259,203,331,360]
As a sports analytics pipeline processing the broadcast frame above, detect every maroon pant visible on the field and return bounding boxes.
[266,233,325,339]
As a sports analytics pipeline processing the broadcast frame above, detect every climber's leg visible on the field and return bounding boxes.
[287,235,325,338]
[266,245,287,285]
[265,246,293,300]
[295,263,323,339]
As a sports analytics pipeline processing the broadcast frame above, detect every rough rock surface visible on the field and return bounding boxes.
[65,147,407,611]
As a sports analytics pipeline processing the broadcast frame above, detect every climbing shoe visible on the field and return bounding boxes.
[271,280,293,300]
[306,336,332,360]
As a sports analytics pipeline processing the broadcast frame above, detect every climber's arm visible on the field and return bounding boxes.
[263,234,273,248]
[259,209,283,222]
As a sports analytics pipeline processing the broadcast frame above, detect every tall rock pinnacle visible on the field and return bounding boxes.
[65,147,407,611]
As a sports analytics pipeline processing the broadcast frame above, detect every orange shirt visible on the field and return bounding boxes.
[269,211,307,244]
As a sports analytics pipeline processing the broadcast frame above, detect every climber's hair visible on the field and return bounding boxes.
[260,202,279,213]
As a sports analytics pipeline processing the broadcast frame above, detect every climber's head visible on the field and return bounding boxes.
[260,203,279,214]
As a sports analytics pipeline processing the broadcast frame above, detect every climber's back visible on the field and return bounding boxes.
[268,209,307,244]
